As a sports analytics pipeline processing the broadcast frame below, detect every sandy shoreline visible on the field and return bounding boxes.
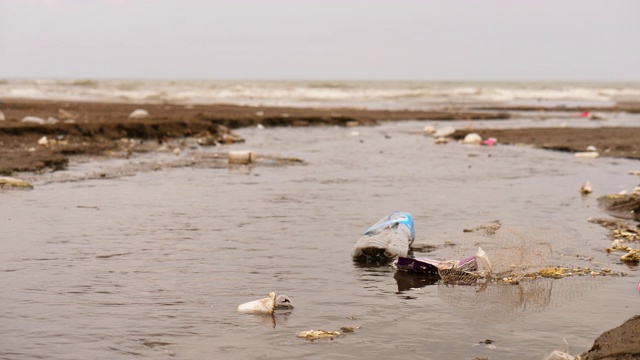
[1,98,640,176]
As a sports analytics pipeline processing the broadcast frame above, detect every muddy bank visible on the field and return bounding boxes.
[453,127,640,160]
[0,98,509,175]
[2,98,640,176]
[579,315,640,360]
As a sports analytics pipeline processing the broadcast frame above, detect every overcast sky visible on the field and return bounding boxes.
[1,0,639,82]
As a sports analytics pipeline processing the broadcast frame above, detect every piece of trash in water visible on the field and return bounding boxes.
[575,151,599,159]
[21,115,46,124]
[433,126,455,138]
[422,125,436,135]
[297,330,342,341]
[473,339,497,349]
[129,109,149,118]
[237,292,293,314]
[543,338,575,360]
[580,181,593,195]
[637,279,640,293]
[351,211,415,263]
[394,247,492,285]
[481,137,497,146]
[0,176,34,189]
[228,150,255,165]
[462,133,482,145]
[340,326,359,333]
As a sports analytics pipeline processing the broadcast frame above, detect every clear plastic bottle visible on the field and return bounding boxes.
[351,211,415,263]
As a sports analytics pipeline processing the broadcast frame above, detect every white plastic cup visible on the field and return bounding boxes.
[228,151,255,164]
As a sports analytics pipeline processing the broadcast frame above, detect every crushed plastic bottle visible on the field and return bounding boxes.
[351,211,415,263]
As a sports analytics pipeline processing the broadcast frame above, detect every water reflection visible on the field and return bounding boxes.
[394,271,439,292]
[239,310,293,328]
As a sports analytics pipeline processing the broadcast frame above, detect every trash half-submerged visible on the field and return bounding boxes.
[237,292,293,315]
[351,211,415,263]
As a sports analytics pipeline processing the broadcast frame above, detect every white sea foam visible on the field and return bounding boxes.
[0,79,638,110]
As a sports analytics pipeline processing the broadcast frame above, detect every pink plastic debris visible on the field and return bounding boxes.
[637,279,640,293]
[481,137,497,146]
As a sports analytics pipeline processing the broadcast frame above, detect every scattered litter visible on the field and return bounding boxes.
[433,126,455,138]
[38,136,49,146]
[352,212,415,263]
[462,133,482,145]
[422,125,436,136]
[543,338,575,360]
[575,151,599,159]
[257,123,265,129]
[297,330,341,341]
[473,339,497,349]
[481,137,497,146]
[0,110,5,121]
[237,292,293,315]
[21,116,46,124]
[129,109,149,119]
[0,177,34,189]
[580,111,607,121]
[340,326,359,333]
[586,145,597,152]
[394,247,490,285]
[580,181,593,195]
[620,249,640,263]
[228,150,255,165]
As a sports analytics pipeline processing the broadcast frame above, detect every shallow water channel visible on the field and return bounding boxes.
[2,119,639,359]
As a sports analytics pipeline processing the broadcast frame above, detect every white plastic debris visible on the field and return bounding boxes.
[586,145,597,152]
[0,176,34,189]
[21,116,46,124]
[228,150,255,165]
[38,136,48,146]
[575,152,599,159]
[237,292,293,314]
[422,125,436,136]
[462,133,482,145]
[434,126,455,138]
[0,110,5,121]
[580,181,593,194]
[129,109,149,119]
[543,338,575,360]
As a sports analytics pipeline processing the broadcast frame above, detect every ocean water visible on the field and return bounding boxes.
[1,79,640,110]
